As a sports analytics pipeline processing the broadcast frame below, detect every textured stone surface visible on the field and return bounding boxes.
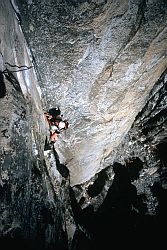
[1,0,167,249]
[18,0,167,186]
[69,69,167,250]
[0,1,74,248]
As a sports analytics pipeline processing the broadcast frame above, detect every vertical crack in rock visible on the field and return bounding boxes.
[0,1,76,249]
[17,0,167,186]
[1,0,167,249]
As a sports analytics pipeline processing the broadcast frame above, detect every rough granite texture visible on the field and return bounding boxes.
[0,0,167,249]
[0,1,75,249]
[70,69,167,250]
[18,0,167,186]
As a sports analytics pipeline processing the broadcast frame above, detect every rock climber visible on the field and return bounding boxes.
[44,107,69,143]
[45,107,62,122]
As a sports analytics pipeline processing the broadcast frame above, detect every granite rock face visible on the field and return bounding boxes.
[1,0,167,249]
[18,0,167,186]
[69,69,167,250]
[0,1,74,249]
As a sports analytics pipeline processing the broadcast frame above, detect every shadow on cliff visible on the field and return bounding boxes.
[0,70,6,98]
[44,136,69,179]
[52,145,69,178]
[0,238,46,250]
[70,161,167,250]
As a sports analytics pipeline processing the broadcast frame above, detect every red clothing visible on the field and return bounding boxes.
[50,132,58,142]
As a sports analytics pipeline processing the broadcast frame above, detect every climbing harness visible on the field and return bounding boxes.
[44,107,69,144]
